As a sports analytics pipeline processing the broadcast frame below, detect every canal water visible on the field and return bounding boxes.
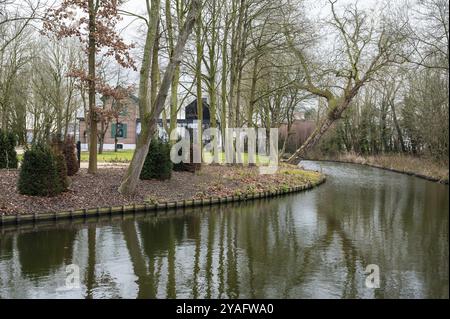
[0,161,448,298]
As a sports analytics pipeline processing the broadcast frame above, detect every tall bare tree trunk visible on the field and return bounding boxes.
[206,0,218,129]
[286,92,360,164]
[220,11,229,145]
[196,11,203,154]
[150,23,161,107]
[248,56,259,128]
[87,0,98,174]
[390,99,406,153]
[118,0,201,195]
[166,0,183,136]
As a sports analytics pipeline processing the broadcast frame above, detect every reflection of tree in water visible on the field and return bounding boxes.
[82,225,123,298]
[0,234,13,258]
[217,211,226,298]
[234,197,367,298]
[121,220,159,298]
[204,210,215,298]
[414,181,449,298]
[114,199,368,298]
[116,173,447,298]
[17,229,76,279]
[85,227,96,298]
[3,169,446,298]
[119,215,190,298]
[313,172,449,298]
[313,183,371,298]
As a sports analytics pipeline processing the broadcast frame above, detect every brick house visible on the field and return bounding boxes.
[78,93,216,151]
[78,93,140,151]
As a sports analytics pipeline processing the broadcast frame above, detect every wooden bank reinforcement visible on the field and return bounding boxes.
[0,176,326,227]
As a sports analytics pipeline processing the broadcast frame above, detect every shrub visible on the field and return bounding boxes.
[63,136,79,176]
[0,130,6,168]
[140,138,173,180]
[54,152,69,191]
[0,130,18,169]
[6,132,18,168]
[49,134,77,179]
[18,144,65,196]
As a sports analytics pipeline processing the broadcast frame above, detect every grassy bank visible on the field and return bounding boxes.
[80,150,134,162]
[18,150,135,163]
[78,151,270,164]
[0,164,324,216]
[20,150,270,164]
[308,153,448,184]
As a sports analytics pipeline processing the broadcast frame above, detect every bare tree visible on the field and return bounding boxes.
[284,0,407,164]
[118,0,201,195]
[43,0,135,174]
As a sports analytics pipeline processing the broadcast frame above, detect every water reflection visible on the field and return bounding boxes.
[0,161,448,298]
[17,229,77,280]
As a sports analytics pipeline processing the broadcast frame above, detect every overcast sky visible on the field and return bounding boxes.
[117,0,386,41]
[114,0,388,81]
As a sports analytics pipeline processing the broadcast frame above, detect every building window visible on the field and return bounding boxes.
[112,123,127,138]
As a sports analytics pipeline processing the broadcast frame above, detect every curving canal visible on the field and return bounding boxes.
[0,161,448,298]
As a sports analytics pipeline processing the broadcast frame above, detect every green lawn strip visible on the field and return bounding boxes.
[21,149,273,166]
[80,150,135,163]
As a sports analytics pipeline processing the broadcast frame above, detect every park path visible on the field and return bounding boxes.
[79,162,129,168]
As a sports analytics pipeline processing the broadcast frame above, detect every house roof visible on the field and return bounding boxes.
[185,98,210,121]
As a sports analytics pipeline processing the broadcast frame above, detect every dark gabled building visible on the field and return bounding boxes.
[185,98,211,122]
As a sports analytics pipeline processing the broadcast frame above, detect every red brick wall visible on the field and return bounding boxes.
[79,96,139,146]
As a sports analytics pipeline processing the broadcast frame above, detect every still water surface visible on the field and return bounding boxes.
[0,161,448,298]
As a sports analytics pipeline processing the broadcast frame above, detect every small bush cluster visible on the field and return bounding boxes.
[54,152,69,190]
[18,143,66,196]
[17,136,78,197]
[0,130,18,169]
[140,138,173,180]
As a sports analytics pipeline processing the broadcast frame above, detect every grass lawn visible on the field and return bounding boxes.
[20,149,271,164]
[17,150,135,163]
[81,150,135,163]
[203,151,270,165]
[79,150,270,164]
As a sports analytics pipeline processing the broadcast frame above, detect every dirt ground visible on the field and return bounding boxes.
[0,164,323,215]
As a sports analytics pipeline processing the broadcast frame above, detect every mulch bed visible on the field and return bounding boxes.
[0,165,322,215]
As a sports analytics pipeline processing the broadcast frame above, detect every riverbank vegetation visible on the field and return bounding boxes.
[0,130,18,169]
[308,153,449,184]
[299,0,449,179]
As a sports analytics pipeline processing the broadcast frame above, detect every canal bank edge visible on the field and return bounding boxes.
[0,174,326,226]
[305,158,449,184]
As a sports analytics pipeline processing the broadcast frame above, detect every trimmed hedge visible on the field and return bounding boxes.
[0,130,18,169]
[54,152,69,190]
[140,138,173,180]
[18,144,65,196]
